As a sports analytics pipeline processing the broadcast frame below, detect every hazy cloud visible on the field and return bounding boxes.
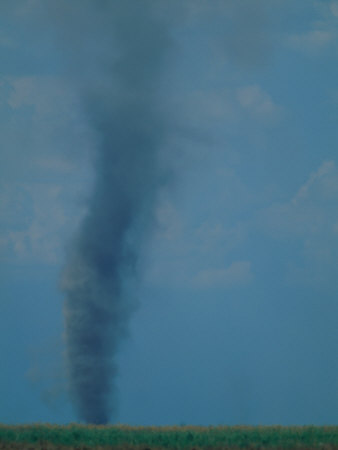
[0,74,94,265]
[287,30,334,52]
[260,160,338,237]
[192,261,253,289]
[182,0,273,68]
[291,160,335,205]
[0,182,82,264]
[258,160,338,286]
[330,1,338,17]
[286,1,338,54]
[236,85,282,121]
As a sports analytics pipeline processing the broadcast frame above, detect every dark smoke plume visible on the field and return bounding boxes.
[58,1,173,424]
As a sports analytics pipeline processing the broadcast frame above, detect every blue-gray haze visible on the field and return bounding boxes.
[0,0,337,426]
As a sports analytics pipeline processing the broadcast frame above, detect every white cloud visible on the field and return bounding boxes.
[7,76,35,109]
[260,160,338,237]
[172,88,237,136]
[0,74,95,265]
[194,221,247,257]
[286,1,338,55]
[192,261,253,289]
[144,204,249,289]
[287,30,334,52]
[258,160,338,286]
[0,75,95,184]
[36,157,77,174]
[154,199,184,241]
[236,85,282,122]
[330,1,338,17]
[0,181,87,264]
[142,159,254,290]
[170,84,281,151]
[291,160,335,205]
[6,76,76,116]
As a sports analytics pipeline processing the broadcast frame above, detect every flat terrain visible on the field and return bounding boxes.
[0,424,337,449]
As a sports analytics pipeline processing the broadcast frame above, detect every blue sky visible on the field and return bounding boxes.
[1,0,338,425]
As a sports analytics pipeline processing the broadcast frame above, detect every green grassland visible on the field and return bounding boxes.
[0,424,337,449]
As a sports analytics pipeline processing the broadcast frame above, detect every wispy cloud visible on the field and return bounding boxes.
[192,261,253,289]
[259,160,338,237]
[0,182,86,264]
[287,30,334,52]
[258,160,338,285]
[291,160,335,205]
[286,1,338,54]
[144,197,249,289]
[330,1,338,17]
[236,85,282,120]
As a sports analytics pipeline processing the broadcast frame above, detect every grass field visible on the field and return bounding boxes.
[0,424,337,449]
